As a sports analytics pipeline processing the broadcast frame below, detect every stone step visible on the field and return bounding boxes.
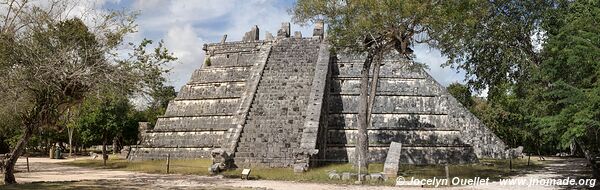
[248,109,305,114]
[257,77,313,82]
[249,101,309,107]
[233,157,295,168]
[257,79,313,84]
[260,74,314,79]
[256,88,310,94]
[248,106,306,113]
[248,110,305,116]
[238,137,302,144]
[263,67,315,71]
[247,115,305,120]
[271,47,320,50]
[257,84,312,89]
[241,124,304,131]
[235,147,298,155]
[236,143,300,152]
[251,95,309,100]
[250,104,308,110]
[245,118,303,124]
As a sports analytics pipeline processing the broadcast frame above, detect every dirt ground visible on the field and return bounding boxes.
[3,156,596,190]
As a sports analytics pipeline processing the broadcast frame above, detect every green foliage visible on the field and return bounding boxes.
[447,83,474,108]
[149,86,176,110]
[471,93,531,149]
[293,0,479,54]
[463,0,600,153]
[0,1,177,184]
[204,58,211,66]
[137,85,176,129]
[75,95,138,146]
[436,0,553,98]
[524,0,600,150]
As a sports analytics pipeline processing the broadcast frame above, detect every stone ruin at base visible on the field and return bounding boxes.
[129,22,507,170]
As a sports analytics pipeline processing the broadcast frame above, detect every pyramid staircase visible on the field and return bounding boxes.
[234,38,321,167]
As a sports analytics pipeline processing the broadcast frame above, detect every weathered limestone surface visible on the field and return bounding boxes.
[326,146,477,164]
[327,130,463,145]
[297,41,331,170]
[325,53,505,165]
[330,96,448,114]
[141,131,225,147]
[383,142,402,177]
[164,99,239,116]
[177,82,245,100]
[153,116,235,131]
[131,23,506,167]
[234,37,322,168]
[328,114,450,129]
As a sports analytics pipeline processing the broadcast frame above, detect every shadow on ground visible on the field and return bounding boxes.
[1,180,251,190]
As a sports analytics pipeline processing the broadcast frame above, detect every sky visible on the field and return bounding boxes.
[91,0,471,94]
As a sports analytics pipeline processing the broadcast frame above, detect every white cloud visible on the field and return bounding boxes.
[413,44,465,86]
[223,1,313,41]
[133,0,234,30]
[163,24,205,89]
[128,0,313,89]
[124,0,461,91]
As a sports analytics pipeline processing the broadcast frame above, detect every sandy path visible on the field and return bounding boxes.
[467,157,594,190]
[8,157,596,190]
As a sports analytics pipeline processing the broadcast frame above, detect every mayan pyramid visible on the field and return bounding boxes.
[129,23,507,169]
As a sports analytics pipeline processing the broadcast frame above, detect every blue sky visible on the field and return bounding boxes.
[94,0,470,94]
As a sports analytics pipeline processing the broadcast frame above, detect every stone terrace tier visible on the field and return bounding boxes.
[129,41,271,160]
[324,55,505,164]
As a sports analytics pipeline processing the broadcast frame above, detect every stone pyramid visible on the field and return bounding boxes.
[129,23,507,169]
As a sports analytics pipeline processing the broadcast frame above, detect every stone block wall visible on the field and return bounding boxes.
[324,53,506,165]
[326,146,478,164]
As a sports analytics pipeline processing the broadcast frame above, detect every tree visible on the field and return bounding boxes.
[76,95,136,166]
[293,0,488,172]
[447,83,474,108]
[435,0,553,99]
[0,0,175,184]
[526,0,600,152]
[144,85,177,129]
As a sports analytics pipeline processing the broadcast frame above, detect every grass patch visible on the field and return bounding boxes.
[222,163,388,185]
[62,157,544,186]
[398,158,543,182]
[63,156,212,175]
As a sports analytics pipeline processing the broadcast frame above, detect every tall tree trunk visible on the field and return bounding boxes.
[3,124,35,184]
[102,138,108,167]
[112,137,117,154]
[68,126,74,158]
[367,53,383,128]
[66,107,73,158]
[356,50,376,173]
